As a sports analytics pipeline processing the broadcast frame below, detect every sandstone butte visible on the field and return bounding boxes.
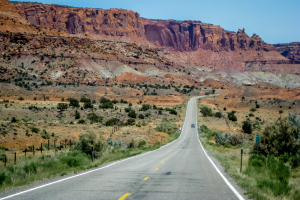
[12,1,275,53]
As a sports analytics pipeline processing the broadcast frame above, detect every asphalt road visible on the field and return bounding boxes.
[0,96,245,200]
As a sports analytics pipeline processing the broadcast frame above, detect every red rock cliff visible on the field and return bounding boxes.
[143,19,275,52]
[13,2,145,38]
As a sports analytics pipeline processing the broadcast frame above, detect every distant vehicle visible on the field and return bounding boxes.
[191,124,195,128]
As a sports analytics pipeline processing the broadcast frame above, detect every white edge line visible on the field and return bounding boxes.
[0,99,192,200]
[194,97,244,200]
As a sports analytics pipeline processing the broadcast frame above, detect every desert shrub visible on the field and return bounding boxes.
[100,97,110,103]
[227,111,237,121]
[74,131,105,158]
[158,110,162,114]
[124,107,132,112]
[57,103,68,111]
[80,97,91,103]
[126,119,135,125]
[200,106,213,117]
[278,153,289,163]
[23,162,37,174]
[77,119,86,124]
[105,118,120,126]
[138,140,146,147]
[214,131,231,145]
[128,139,135,148]
[289,155,300,168]
[129,103,132,107]
[87,113,102,124]
[144,112,151,117]
[99,101,113,109]
[223,107,226,111]
[256,104,260,108]
[242,120,252,134]
[60,156,82,167]
[18,97,24,100]
[83,102,93,109]
[227,134,243,146]
[11,117,17,123]
[245,155,291,197]
[138,114,145,119]
[128,110,137,118]
[0,172,6,185]
[169,109,177,115]
[120,99,128,104]
[75,110,80,119]
[153,105,157,109]
[214,112,222,118]
[41,130,50,139]
[249,113,254,117]
[140,104,151,111]
[112,99,119,104]
[155,119,177,133]
[69,98,80,107]
[107,137,127,149]
[250,108,256,112]
[257,116,300,157]
[31,127,40,133]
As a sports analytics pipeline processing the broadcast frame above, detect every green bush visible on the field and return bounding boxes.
[200,106,213,117]
[41,130,50,139]
[11,117,17,123]
[0,172,6,185]
[140,104,151,111]
[214,131,231,145]
[75,110,80,119]
[242,120,252,134]
[138,140,146,147]
[138,114,144,119]
[69,98,80,107]
[128,110,137,118]
[250,108,256,112]
[126,119,135,125]
[256,104,260,108]
[257,116,300,157]
[105,118,120,126]
[145,112,151,117]
[99,101,113,109]
[80,97,91,103]
[60,156,82,167]
[23,162,37,174]
[169,109,177,115]
[289,155,300,168]
[57,103,68,111]
[87,113,102,124]
[74,131,105,158]
[18,97,24,100]
[83,102,93,109]
[31,127,40,133]
[77,119,86,124]
[227,111,237,121]
[100,97,110,103]
[214,112,222,118]
[155,119,177,133]
[128,139,135,148]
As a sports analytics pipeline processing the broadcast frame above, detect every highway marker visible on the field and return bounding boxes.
[119,193,131,200]
[155,168,159,171]
[143,177,149,180]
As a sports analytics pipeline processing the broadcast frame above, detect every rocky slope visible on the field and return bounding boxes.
[274,42,300,61]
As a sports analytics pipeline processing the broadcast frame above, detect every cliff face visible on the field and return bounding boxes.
[143,19,275,52]
[274,42,300,61]
[12,1,275,53]
[13,2,145,38]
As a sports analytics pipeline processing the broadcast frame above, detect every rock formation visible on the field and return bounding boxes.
[13,2,145,38]
[274,42,300,61]
[143,19,275,52]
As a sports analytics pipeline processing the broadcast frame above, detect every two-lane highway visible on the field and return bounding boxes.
[0,96,245,200]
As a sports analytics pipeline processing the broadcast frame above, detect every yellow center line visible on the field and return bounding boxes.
[155,168,159,171]
[167,158,169,159]
[162,162,165,164]
[119,193,131,200]
[143,177,149,180]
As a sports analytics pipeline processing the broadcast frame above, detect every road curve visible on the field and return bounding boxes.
[0,96,245,200]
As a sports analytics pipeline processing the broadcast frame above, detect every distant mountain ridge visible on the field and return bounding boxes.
[274,42,300,61]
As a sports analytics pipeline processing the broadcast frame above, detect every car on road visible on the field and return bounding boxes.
[191,124,195,128]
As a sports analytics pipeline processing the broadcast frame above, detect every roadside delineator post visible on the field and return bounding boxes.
[14,152,16,165]
[41,143,43,154]
[240,147,243,173]
[4,155,6,166]
[33,145,35,156]
[48,140,50,151]
[60,141,61,151]
[65,139,67,149]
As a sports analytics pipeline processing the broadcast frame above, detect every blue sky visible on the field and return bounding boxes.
[15,0,300,44]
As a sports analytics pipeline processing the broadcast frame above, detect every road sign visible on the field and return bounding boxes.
[256,134,260,145]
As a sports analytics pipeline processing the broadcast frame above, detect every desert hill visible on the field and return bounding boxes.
[274,42,300,61]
